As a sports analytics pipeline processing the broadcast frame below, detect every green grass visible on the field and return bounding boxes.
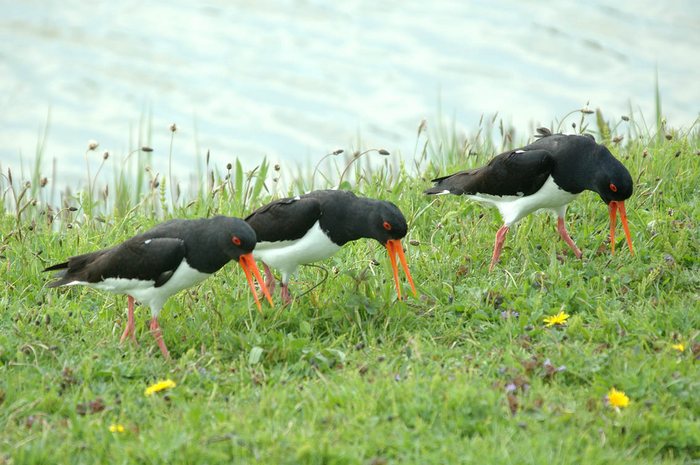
[1,108,699,464]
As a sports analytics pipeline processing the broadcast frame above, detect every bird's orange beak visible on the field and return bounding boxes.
[385,239,417,300]
[238,253,274,312]
[608,201,634,255]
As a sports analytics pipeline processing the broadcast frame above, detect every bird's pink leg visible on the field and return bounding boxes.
[119,295,138,345]
[280,283,292,306]
[263,263,276,295]
[489,225,510,272]
[556,217,582,259]
[149,318,171,360]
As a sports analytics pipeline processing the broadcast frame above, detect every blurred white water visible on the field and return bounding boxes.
[1,0,698,189]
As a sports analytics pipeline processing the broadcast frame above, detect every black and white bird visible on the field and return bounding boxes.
[425,131,634,270]
[44,216,272,359]
[245,189,416,304]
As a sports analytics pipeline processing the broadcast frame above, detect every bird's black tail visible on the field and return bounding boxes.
[43,262,70,288]
[424,173,462,195]
[424,185,449,195]
[44,262,69,272]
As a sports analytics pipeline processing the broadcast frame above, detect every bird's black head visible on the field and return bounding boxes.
[587,145,635,256]
[211,216,258,259]
[366,200,409,245]
[209,216,273,310]
[360,198,416,300]
[592,145,634,204]
[537,134,635,255]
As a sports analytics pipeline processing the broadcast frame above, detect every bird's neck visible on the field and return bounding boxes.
[552,153,600,194]
[320,197,377,246]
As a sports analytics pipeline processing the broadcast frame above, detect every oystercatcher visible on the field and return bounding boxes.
[44,216,273,359]
[425,131,634,270]
[245,189,416,304]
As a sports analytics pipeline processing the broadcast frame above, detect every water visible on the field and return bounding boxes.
[1,0,698,189]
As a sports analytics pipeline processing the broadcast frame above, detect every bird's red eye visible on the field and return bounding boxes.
[609,183,618,192]
[232,236,242,246]
[383,221,392,231]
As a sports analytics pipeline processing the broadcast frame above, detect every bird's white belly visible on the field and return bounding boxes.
[72,260,210,316]
[468,175,579,225]
[253,221,341,280]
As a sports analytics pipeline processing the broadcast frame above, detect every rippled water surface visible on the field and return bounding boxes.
[1,0,698,185]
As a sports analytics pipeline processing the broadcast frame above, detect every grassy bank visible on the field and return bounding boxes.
[1,109,699,464]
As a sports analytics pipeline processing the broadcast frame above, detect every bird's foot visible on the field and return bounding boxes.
[280,284,293,306]
[489,225,510,271]
[119,295,139,345]
[263,264,276,295]
[149,318,171,360]
[556,217,582,259]
[119,323,139,345]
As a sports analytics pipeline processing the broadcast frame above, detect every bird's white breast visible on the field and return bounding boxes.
[468,175,579,225]
[70,260,210,316]
[253,221,341,280]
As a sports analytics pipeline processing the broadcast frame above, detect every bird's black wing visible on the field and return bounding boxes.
[425,149,555,197]
[245,196,322,242]
[44,237,186,288]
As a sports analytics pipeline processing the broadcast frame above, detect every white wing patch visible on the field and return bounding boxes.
[515,150,525,154]
[144,239,152,245]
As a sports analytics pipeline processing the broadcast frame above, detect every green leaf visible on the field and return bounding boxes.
[248,346,263,365]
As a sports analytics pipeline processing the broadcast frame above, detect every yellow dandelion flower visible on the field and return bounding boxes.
[108,424,125,433]
[671,343,685,352]
[607,387,630,408]
[144,379,177,396]
[543,311,570,327]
